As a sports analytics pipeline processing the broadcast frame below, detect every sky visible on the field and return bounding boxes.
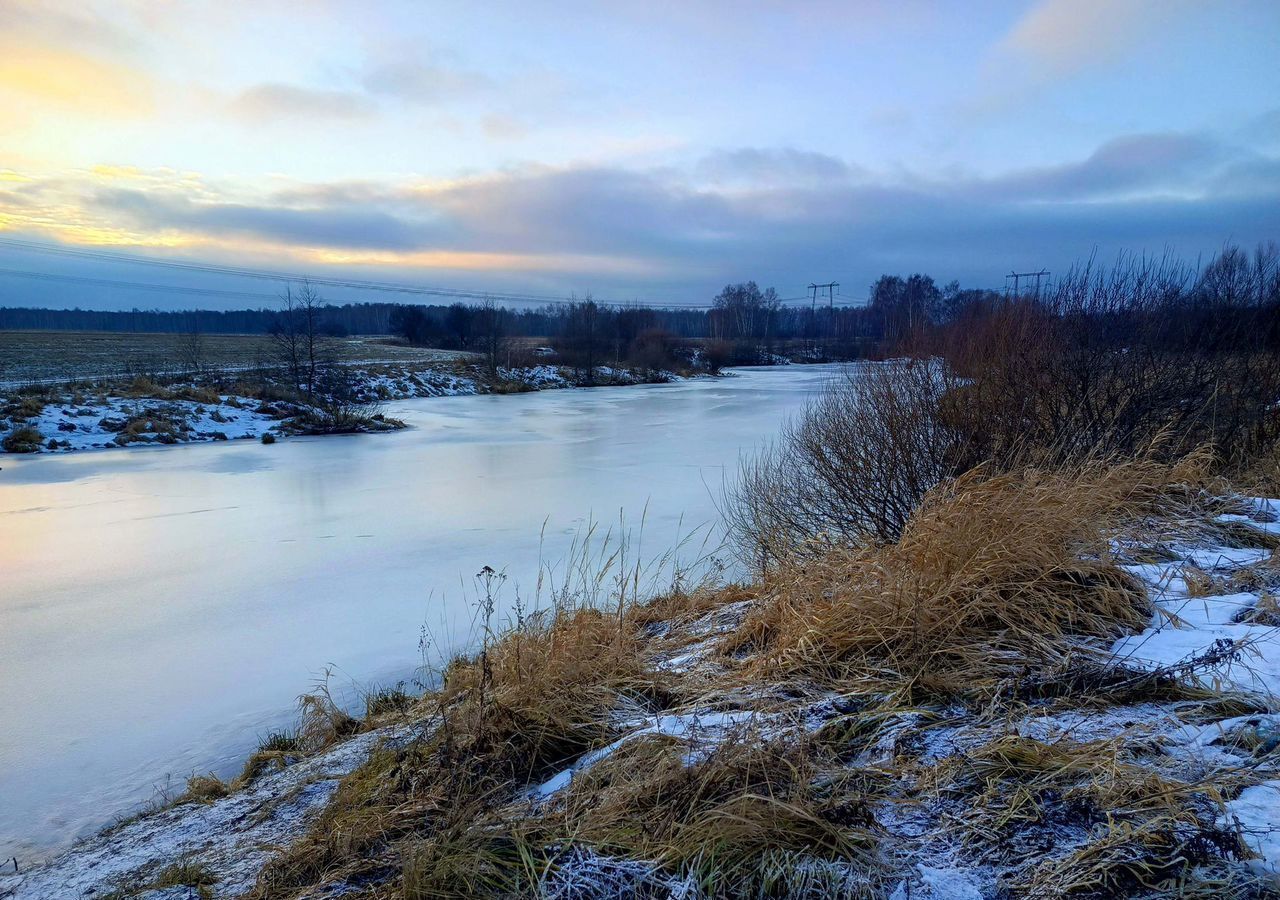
[0,0,1278,310]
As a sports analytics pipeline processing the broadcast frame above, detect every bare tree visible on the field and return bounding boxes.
[269,282,330,395]
[177,311,203,375]
[474,297,507,374]
[556,295,607,384]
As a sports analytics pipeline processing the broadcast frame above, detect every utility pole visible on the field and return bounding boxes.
[1005,270,1049,300]
[808,282,838,349]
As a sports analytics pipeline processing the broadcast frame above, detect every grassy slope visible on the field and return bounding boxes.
[208,464,1280,896]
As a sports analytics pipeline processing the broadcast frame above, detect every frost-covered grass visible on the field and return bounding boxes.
[267,466,1271,900]
[9,463,1280,899]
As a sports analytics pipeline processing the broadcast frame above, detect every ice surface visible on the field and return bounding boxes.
[0,364,842,861]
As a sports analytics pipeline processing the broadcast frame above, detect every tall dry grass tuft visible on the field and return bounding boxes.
[435,605,663,784]
[730,460,1188,691]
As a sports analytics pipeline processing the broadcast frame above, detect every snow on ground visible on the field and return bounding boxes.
[534,709,762,798]
[497,364,569,388]
[890,865,985,900]
[25,396,275,452]
[0,726,412,900]
[1226,781,1280,874]
[1109,546,1280,695]
[349,366,479,401]
[10,496,1280,898]
[1104,501,1280,874]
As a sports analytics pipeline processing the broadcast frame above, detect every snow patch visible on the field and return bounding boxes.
[1225,781,1280,874]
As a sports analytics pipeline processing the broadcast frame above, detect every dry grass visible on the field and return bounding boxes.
[728,461,1178,692]
[251,604,663,898]
[209,437,1280,899]
[238,730,303,784]
[1182,563,1217,598]
[181,773,231,804]
[549,731,883,898]
[295,679,362,753]
[247,453,1270,898]
[1,394,46,419]
[627,582,756,631]
[1229,445,1280,500]
[1,425,42,452]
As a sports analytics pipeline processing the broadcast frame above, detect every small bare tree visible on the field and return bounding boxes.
[177,311,203,375]
[474,297,507,374]
[269,282,330,395]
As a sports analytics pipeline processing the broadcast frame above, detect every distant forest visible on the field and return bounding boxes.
[0,277,992,350]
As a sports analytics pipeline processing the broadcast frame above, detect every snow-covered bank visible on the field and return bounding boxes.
[0,727,412,900]
[21,395,279,451]
[0,363,694,456]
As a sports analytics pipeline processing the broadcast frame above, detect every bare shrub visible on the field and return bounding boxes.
[2,425,43,453]
[934,246,1280,470]
[295,367,388,434]
[727,360,962,560]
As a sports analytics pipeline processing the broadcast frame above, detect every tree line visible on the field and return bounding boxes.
[6,243,1273,377]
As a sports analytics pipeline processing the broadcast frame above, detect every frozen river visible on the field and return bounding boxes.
[0,364,840,861]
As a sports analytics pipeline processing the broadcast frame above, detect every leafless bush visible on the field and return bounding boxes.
[301,366,386,432]
[937,245,1280,469]
[727,360,963,562]
[730,246,1280,570]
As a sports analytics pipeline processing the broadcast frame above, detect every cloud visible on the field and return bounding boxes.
[480,115,528,140]
[695,148,856,187]
[0,43,154,116]
[0,1,142,57]
[988,133,1228,199]
[229,84,375,124]
[0,2,157,120]
[87,187,437,250]
[361,59,494,104]
[1,130,1276,304]
[997,0,1191,79]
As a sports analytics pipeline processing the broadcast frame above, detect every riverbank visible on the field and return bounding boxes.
[0,362,697,454]
[6,464,1279,898]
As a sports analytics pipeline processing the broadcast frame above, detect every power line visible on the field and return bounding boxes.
[0,237,720,309]
[1005,269,1050,299]
[0,237,884,311]
[0,266,282,303]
